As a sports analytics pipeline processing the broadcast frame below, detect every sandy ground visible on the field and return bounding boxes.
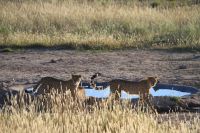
[0,49,200,122]
[0,50,199,89]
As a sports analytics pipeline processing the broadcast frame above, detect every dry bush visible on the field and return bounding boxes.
[0,90,199,133]
[0,0,200,50]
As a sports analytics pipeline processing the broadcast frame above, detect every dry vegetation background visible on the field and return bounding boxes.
[0,0,200,132]
[0,0,200,50]
[0,93,200,133]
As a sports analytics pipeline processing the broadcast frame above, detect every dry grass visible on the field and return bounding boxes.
[0,0,200,50]
[0,91,200,133]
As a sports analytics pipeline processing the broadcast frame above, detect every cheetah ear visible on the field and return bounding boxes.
[71,74,75,77]
[71,71,75,76]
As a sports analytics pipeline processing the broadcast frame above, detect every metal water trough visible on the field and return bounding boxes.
[81,82,199,94]
[25,82,199,98]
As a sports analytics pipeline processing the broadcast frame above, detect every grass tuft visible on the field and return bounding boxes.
[0,0,200,50]
[1,48,14,52]
[0,91,199,133]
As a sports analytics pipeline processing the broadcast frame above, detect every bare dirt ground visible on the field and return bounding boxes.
[0,50,200,89]
[0,49,200,121]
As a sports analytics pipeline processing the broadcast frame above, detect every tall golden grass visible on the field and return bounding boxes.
[0,91,199,133]
[0,0,200,50]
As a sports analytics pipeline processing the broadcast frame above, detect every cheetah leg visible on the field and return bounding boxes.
[144,96,157,115]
